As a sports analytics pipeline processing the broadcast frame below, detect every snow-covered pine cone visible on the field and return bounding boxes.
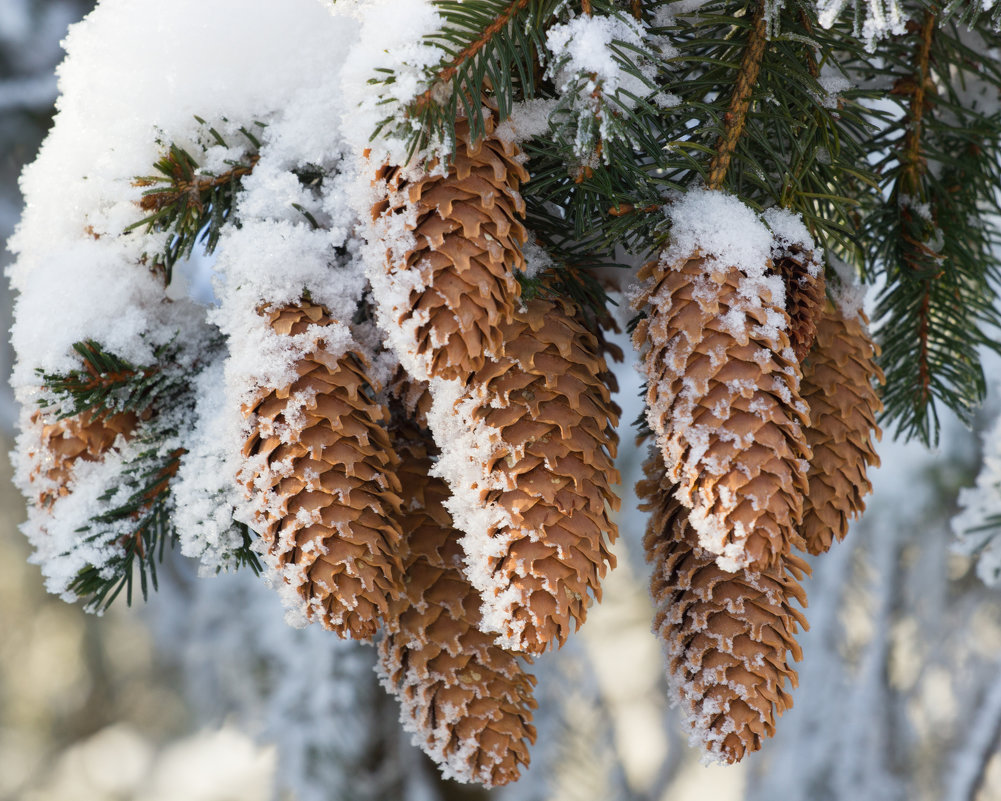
[632,251,810,570]
[774,244,826,362]
[241,302,404,639]
[638,451,808,764]
[462,296,621,654]
[371,109,528,381]
[27,408,138,510]
[800,303,883,554]
[380,416,536,787]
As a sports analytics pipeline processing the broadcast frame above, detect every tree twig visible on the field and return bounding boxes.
[707,4,769,190]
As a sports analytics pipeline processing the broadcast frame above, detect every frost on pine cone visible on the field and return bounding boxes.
[372,109,528,380]
[241,302,404,639]
[380,417,536,787]
[800,303,883,554]
[460,295,620,654]
[633,252,810,570]
[27,408,138,510]
[638,452,808,764]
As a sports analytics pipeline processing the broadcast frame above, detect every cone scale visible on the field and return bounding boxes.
[450,296,621,655]
[28,408,138,510]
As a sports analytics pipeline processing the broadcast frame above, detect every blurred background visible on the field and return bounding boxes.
[4,3,1001,800]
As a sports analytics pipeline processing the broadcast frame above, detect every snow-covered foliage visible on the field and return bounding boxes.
[149,564,418,801]
[545,12,672,164]
[953,404,1001,586]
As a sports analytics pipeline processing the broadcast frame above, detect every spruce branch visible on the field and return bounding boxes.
[707,4,768,190]
[412,0,532,114]
[862,9,1001,444]
[127,120,260,283]
[67,443,184,612]
[381,0,562,159]
[36,339,176,419]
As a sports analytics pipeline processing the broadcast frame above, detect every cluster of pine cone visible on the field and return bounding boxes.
[29,108,882,785]
[633,243,882,762]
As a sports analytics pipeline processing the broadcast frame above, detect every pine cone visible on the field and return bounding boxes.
[632,252,810,570]
[800,303,883,554]
[28,408,138,510]
[372,110,528,381]
[774,245,826,362]
[380,419,536,787]
[461,296,621,654]
[638,451,808,764]
[242,302,404,639]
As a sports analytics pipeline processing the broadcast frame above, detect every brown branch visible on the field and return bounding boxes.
[798,8,819,79]
[898,11,937,405]
[631,0,643,19]
[898,11,936,196]
[607,202,662,216]
[138,154,259,213]
[706,5,769,190]
[117,447,186,559]
[412,0,532,112]
[582,0,593,15]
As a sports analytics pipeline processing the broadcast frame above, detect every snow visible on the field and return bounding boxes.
[545,12,666,162]
[424,377,526,647]
[657,190,776,284]
[338,0,445,164]
[816,0,906,50]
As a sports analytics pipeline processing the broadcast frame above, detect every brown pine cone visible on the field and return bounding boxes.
[459,296,621,654]
[372,110,528,381]
[28,408,138,510]
[380,419,537,787]
[800,303,883,554]
[632,252,810,570]
[774,245,826,362]
[638,451,808,764]
[242,302,404,639]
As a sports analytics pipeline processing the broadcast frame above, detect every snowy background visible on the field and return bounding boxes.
[4,2,1001,800]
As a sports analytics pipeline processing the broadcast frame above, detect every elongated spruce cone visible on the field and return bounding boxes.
[380,420,536,787]
[633,252,810,570]
[800,304,883,554]
[373,110,528,381]
[28,408,138,510]
[774,245,826,362]
[638,452,808,764]
[466,297,621,654]
[242,303,404,639]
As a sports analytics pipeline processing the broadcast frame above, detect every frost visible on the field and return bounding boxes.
[816,0,906,50]
[828,253,867,321]
[817,73,853,109]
